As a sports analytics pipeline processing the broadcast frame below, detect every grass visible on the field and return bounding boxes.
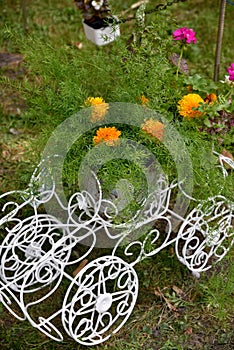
[0,0,234,349]
[1,253,234,349]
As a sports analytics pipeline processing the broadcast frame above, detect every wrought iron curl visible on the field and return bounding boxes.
[0,150,233,345]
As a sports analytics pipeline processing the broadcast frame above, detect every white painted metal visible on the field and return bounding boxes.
[62,256,138,345]
[0,151,233,345]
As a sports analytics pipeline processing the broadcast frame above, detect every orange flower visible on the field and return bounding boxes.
[84,96,109,122]
[138,95,149,106]
[141,118,164,141]
[204,93,217,104]
[177,93,204,119]
[93,126,121,146]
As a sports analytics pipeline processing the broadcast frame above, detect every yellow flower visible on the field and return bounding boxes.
[177,93,204,119]
[84,96,109,122]
[93,126,121,146]
[85,97,104,106]
[138,95,149,106]
[141,118,164,141]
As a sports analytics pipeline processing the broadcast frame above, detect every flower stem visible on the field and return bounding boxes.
[176,45,184,79]
[224,86,234,100]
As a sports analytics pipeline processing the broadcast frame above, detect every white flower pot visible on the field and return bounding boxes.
[82,18,120,46]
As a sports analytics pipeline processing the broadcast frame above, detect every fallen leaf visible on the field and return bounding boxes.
[9,128,20,135]
[221,149,234,170]
[184,327,193,334]
[172,285,187,300]
[74,41,83,49]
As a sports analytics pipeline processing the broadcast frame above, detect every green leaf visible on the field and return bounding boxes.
[184,74,218,93]
[204,118,211,127]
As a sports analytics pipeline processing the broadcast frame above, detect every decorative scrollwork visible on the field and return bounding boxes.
[0,150,233,345]
[17,258,66,342]
[112,216,176,266]
[0,279,27,321]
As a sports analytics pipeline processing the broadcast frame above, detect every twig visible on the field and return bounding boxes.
[117,0,187,24]
[72,259,88,276]
[120,0,149,16]
[131,0,149,10]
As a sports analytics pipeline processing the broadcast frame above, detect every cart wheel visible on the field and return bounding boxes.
[62,255,138,345]
[175,195,234,275]
[0,214,70,293]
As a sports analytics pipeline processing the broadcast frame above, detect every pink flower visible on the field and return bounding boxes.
[173,27,197,44]
[227,63,234,81]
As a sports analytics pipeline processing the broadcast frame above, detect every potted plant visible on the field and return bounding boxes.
[74,0,120,46]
